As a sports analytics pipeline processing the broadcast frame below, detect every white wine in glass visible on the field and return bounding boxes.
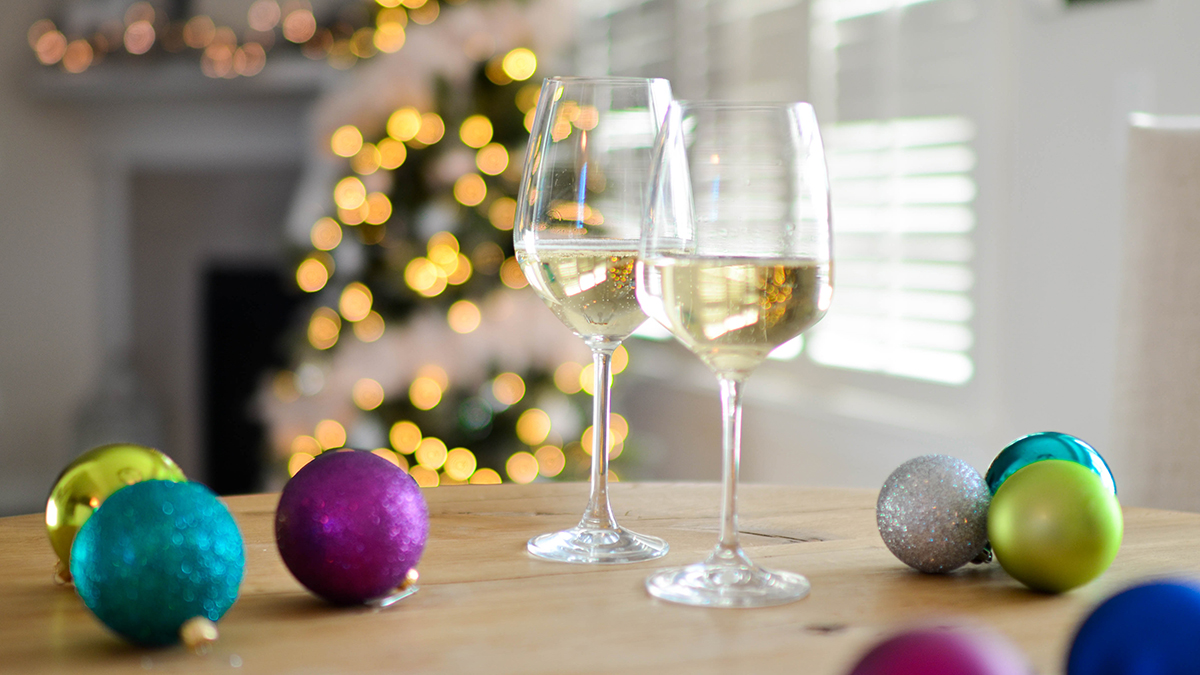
[514,76,672,564]
[638,101,832,606]
[648,257,828,375]
[519,243,646,341]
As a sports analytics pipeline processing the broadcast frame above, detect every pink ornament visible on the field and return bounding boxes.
[276,450,429,604]
[848,627,1030,675]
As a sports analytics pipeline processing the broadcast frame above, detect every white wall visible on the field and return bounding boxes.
[999,0,1200,507]
[0,2,317,516]
[632,0,1200,509]
[0,0,100,515]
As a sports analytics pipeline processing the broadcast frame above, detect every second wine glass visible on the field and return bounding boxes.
[514,76,672,564]
[638,100,833,606]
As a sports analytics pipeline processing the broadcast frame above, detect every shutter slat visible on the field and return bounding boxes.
[810,0,979,385]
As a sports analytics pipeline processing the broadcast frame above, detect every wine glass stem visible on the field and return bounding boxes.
[716,375,747,558]
[580,342,619,531]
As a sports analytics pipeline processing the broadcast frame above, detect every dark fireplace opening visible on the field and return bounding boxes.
[202,267,300,495]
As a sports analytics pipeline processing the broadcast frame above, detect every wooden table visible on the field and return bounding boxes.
[2,482,1199,674]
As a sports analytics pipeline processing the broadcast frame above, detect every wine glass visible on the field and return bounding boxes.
[637,101,832,606]
[514,76,673,564]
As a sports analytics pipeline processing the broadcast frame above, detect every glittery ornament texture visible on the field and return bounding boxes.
[70,480,244,646]
[275,450,429,605]
[877,454,990,573]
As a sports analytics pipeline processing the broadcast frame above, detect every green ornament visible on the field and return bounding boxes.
[46,443,186,581]
[988,459,1122,593]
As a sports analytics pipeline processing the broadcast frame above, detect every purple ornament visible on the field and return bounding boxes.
[848,627,1030,675]
[276,450,429,604]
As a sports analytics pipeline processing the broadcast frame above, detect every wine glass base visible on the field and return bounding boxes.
[645,561,810,608]
[527,526,669,564]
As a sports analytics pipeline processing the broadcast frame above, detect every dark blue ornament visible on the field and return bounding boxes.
[1067,581,1200,675]
[985,432,1115,495]
[71,480,245,646]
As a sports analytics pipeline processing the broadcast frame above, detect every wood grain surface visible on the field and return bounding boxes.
[2,482,1199,674]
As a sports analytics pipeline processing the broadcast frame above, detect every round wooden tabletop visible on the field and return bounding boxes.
[3,482,1199,674]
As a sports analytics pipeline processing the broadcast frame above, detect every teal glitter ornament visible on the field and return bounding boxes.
[70,480,244,647]
[985,432,1115,496]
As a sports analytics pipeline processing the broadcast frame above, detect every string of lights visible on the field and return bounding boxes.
[28,0,462,78]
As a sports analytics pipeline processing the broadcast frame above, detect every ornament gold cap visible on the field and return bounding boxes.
[53,561,72,585]
[180,617,219,653]
[366,568,421,609]
[401,568,419,589]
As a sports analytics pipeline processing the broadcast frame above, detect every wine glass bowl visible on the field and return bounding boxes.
[638,101,832,606]
[514,76,673,564]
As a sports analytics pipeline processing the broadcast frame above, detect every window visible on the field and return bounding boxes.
[807,116,977,384]
[808,0,981,385]
[588,0,983,386]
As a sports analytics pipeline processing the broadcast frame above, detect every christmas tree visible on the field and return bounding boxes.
[260,0,643,488]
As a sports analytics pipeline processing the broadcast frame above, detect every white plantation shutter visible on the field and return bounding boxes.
[583,0,809,101]
[807,0,982,385]
[587,0,983,385]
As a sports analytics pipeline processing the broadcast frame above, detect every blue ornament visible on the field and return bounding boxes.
[1067,581,1200,674]
[985,432,1115,495]
[70,480,244,646]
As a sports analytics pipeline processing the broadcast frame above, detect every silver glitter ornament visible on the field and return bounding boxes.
[877,454,991,573]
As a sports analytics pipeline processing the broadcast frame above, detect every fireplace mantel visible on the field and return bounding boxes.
[29,53,337,103]
[30,54,342,483]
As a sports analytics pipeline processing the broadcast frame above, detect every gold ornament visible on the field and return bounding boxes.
[45,443,186,580]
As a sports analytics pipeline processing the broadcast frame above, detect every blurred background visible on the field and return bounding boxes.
[2,0,1196,516]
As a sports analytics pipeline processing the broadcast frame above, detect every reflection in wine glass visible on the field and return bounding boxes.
[638,101,832,606]
[514,76,672,564]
